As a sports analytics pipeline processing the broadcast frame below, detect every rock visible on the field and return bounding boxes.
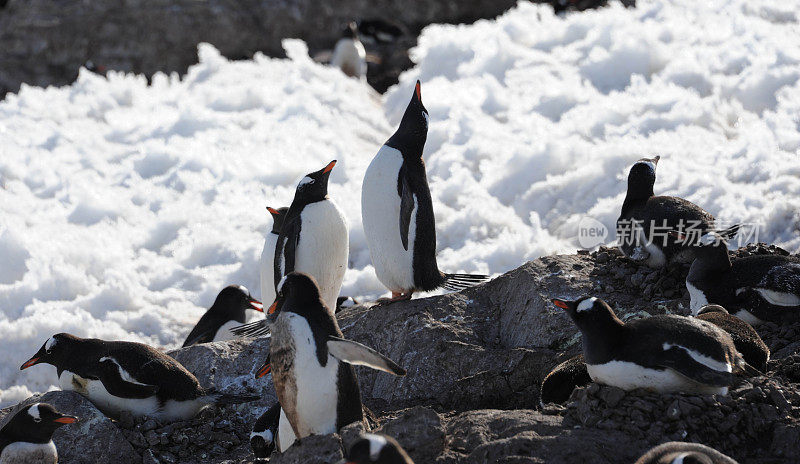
[378,407,445,462]
[269,433,343,464]
[0,391,138,464]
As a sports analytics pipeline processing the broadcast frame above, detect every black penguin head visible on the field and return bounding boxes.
[658,452,713,464]
[385,81,429,159]
[551,296,623,333]
[267,206,288,234]
[211,285,263,319]
[345,434,412,464]
[1,403,78,443]
[626,156,659,199]
[266,272,326,322]
[343,21,359,39]
[292,160,336,206]
[697,304,728,316]
[20,333,81,371]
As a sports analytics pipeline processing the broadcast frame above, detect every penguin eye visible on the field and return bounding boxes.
[33,416,41,423]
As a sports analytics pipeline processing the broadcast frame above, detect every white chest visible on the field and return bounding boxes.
[331,38,367,79]
[586,361,727,395]
[281,314,341,439]
[276,408,297,453]
[686,281,709,315]
[260,232,279,303]
[212,320,241,342]
[361,146,417,292]
[293,200,349,310]
[0,441,57,464]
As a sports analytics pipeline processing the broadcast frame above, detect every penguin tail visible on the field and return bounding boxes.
[442,273,490,291]
[230,319,271,338]
[205,389,261,406]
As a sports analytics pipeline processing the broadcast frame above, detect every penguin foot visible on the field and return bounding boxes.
[376,292,414,305]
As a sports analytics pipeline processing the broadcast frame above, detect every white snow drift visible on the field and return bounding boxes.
[1,0,799,405]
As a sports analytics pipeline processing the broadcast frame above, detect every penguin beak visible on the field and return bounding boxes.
[267,206,280,216]
[551,299,574,311]
[20,357,40,370]
[267,300,278,315]
[54,415,78,424]
[668,231,686,241]
[255,361,271,379]
[653,155,660,164]
[322,160,337,174]
[414,80,422,101]
[249,298,263,312]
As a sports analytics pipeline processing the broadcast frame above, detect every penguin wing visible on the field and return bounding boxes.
[656,346,735,387]
[96,357,160,398]
[182,325,216,348]
[251,402,281,458]
[326,336,406,376]
[273,219,301,287]
[398,166,415,251]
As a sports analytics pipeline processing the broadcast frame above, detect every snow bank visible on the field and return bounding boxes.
[2,0,800,404]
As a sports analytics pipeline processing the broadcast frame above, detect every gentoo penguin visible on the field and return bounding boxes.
[336,296,359,313]
[540,354,591,405]
[0,403,77,464]
[331,21,368,80]
[20,333,258,422]
[233,161,349,338]
[258,272,405,452]
[182,285,263,347]
[617,156,716,268]
[676,230,800,325]
[551,297,758,394]
[260,206,288,305]
[357,19,404,45]
[345,433,415,464]
[696,305,769,373]
[361,81,488,302]
[635,441,739,464]
[250,402,283,460]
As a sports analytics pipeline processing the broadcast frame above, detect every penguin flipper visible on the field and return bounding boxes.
[182,326,216,348]
[230,319,271,338]
[327,336,407,376]
[398,167,414,251]
[658,347,735,387]
[274,219,301,287]
[96,358,160,398]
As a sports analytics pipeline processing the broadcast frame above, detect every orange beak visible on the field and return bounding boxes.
[250,298,263,312]
[255,362,271,379]
[20,357,39,370]
[267,207,279,215]
[322,160,337,174]
[668,231,686,240]
[551,299,569,310]
[267,300,278,315]
[54,416,78,424]
[415,80,421,100]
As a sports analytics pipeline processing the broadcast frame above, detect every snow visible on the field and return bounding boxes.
[2,0,800,405]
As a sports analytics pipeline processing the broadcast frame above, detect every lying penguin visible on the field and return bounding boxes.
[182,285,263,347]
[254,272,405,453]
[21,334,258,422]
[0,403,77,464]
[635,441,739,464]
[551,296,759,394]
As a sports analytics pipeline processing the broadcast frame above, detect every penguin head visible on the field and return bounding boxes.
[266,272,326,321]
[267,206,288,234]
[697,304,728,316]
[626,156,659,199]
[343,21,359,40]
[211,285,263,319]
[386,81,429,159]
[551,296,623,332]
[345,434,412,464]
[293,160,337,205]
[659,452,713,464]
[3,403,78,443]
[20,333,81,371]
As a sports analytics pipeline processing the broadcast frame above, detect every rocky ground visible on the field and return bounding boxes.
[1,244,798,463]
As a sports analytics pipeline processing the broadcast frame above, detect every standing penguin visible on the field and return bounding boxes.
[182,285,263,347]
[361,81,487,302]
[257,272,405,452]
[331,21,368,81]
[260,206,288,304]
[617,156,716,268]
[233,162,349,338]
[20,334,258,422]
[676,230,800,325]
[345,433,415,464]
[0,403,77,464]
[551,297,758,394]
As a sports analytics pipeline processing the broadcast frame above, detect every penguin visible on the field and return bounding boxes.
[356,19,404,45]
[260,206,288,305]
[361,81,488,302]
[617,156,716,268]
[257,272,405,452]
[182,285,263,347]
[345,433,415,464]
[20,334,258,422]
[634,441,739,464]
[331,21,368,80]
[336,296,359,313]
[551,296,758,394]
[676,230,800,325]
[0,403,77,464]
[540,354,592,405]
[233,161,349,338]
[696,305,769,373]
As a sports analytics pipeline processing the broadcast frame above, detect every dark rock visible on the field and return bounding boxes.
[269,433,343,464]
